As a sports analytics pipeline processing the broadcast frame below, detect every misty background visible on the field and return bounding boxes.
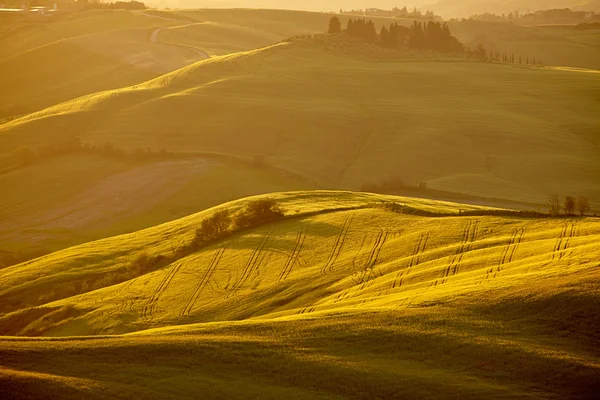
[147,0,600,18]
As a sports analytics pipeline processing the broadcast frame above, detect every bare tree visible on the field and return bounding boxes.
[564,196,575,216]
[576,196,591,217]
[548,193,560,217]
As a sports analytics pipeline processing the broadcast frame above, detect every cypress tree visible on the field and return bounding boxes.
[380,26,389,46]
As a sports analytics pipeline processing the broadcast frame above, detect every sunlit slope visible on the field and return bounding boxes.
[1,191,598,399]
[2,39,598,206]
[1,191,598,339]
[0,20,205,118]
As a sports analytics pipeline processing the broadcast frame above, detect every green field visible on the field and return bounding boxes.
[2,37,599,200]
[2,9,599,256]
[1,191,599,398]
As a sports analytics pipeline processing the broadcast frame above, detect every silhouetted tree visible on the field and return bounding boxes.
[328,16,342,34]
[380,25,389,46]
[194,210,232,245]
[548,193,560,217]
[576,196,591,216]
[564,196,576,216]
[234,199,285,230]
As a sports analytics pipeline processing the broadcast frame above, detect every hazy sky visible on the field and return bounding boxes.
[149,1,600,16]
[153,1,428,12]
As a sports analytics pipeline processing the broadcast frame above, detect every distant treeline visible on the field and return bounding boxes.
[339,6,441,20]
[2,138,175,173]
[467,8,600,25]
[328,17,465,54]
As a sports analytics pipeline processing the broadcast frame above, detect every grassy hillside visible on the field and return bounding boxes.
[1,191,598,399]
[449,20,600,70]
[2,38,598,206]
[0,11,210,119]
[0,154,314,254]
[121,9,600,69]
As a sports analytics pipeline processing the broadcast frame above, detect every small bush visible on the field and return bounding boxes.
[194,210,233,246]
[233,199,285,230]
[129,252,165,275]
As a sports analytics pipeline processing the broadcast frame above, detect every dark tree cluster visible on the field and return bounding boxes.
[330,17,465,54]
[407,21,463,52]
[380,23,411,47]
[345,18,378,43]
[548,193,591,217]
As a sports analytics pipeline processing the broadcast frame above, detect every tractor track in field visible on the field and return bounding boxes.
[391,232,430,291]
[116,280,137,313]
[498,228,526,269]
[142,262,183,321]
[179,246,228,317]
[558,221,577,260]
[365,229,389,270]
[226,231,271,298]
[321,215,354,275]
[440,220,479,285]
[357,229,389,290]
[485,227,526,281]
[277,227,307,283]
[334,229,390,303]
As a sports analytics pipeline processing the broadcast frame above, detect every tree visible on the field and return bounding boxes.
[472,44,487,60]
[365,20,377,43]
[576,196,591,216]
[564,196,576,216]
[548,193,560,217]
[328,16,342,34]
[234,199,285,230]
[194,210,232,245]
[380,26,389,46]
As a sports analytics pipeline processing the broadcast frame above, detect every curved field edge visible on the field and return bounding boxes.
[0,190,598,340]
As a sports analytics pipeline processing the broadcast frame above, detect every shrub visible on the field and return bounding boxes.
[234,199,285,230]
[194,210,232,246]
[129,252,165,275]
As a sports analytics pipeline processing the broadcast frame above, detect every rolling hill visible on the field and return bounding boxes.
[1,9,599,258]
[2,37,598,201]
[1,191,599,399]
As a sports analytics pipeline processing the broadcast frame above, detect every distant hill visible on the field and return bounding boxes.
[427,0,600,18]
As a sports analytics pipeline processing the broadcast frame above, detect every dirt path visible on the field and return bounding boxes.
[149,27,210,60]
[137,11,211,60]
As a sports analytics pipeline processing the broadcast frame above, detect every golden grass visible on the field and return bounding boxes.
[0,191,598,399]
